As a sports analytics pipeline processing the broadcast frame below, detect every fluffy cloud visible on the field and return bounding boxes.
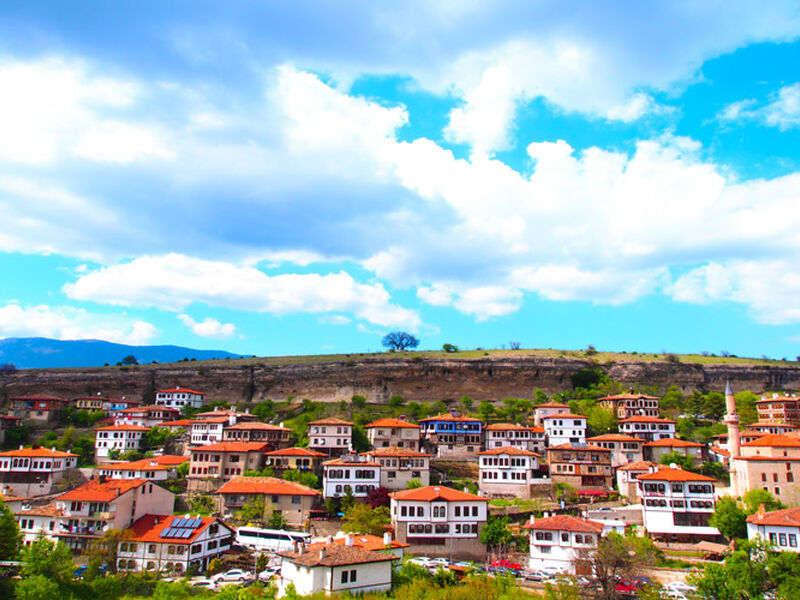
[64,254,422,331]
[719,83,800,130]
[0,303,158,344]
[178,314,236,339]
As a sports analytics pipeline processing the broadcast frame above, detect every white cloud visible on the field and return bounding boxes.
[75,121,174,163]
[64,254,422,331]
[0,303,158,344]
[318,315,352,325]
[178,314,235,338]
[417,283,521,320]
[719,83,800,130]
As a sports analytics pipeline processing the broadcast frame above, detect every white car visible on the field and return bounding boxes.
[666,582,696,593]
[428,558,450,568]
[190,579,218,591]
[212,569,254,583]
[408,557,434,568]
[258,568,279,582]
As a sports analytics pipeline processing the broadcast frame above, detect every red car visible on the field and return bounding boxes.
[490,559,522,571]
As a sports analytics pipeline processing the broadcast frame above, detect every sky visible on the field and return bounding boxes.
[1,1,800,359]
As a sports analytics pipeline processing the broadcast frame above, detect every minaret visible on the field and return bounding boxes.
[723,380,741,494]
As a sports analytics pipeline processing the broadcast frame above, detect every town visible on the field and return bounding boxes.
[3,371,800,599]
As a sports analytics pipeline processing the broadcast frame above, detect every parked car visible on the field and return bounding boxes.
[523,570,547,582]
[428,558,450,567]
[666,582,696,594]
[451,561,483,572]
[212,569,254,583]
[491,559,523,571]
[190,579,218,591]
[408,557,434,568]
[258,568,279,582]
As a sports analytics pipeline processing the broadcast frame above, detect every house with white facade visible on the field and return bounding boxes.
[311,532,409,560]
[117,514,234,574]
[619,416,676,442]
[277,538,397,597]
[616,461,660,503]
[643,438,704,464]
[524,514,604,574]
[0,446,79,497]
[322,455,380,499]
[586,433,645,467]
[362,447,431,490]
[542,413,587,447]
[15,502,63,545]
[485,423,545,454]
[365,418,421,451]
[155,386,205,410]
[532,402,571,426]
[94,424,150,462]
[419,413,483,459]
[189,417,229,447]
[478,446,541,499]
[113,405,179,427]
[308,418,353,458]
[746,506,800,553]
[389,485,488,559]
[96,455,188,481]
[638,467,719,541]
[217,476,321,526]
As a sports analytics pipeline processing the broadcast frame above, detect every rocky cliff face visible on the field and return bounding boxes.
[2,355,799,406]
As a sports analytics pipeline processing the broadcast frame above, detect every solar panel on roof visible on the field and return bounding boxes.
[160,528,173,538]
[180,529,192,539]
[188,517,202,528]
[172,518,185,528]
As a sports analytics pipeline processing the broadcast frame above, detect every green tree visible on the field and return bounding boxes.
[543,573,580,600]
[188,494,215,516]
[479,515,512,551]
[237,496,266,524]
[659,385,685,411]
[14,574,61,600]
[460,396,474,411]
[340,486,355,512]
[743,489,784,514]
[389,394,405,407]
[431,400,447,415]
[252,399,276,421]
[120,354,138,365]
[585,531,661,600]
[659,451,695,471]
[342,504,390,536]
[442,343,459,353]
[533,388,549,405]
[407,478,422,489]
[282,469,318,488]
[2,424,28,449]
[734,390,760,426]
[352,425,370,452]
[176,461,190,478]
[477,400,495,420]
[586,405,617,435]
[267,511,288,529]
[381,331,419,351]
[709,497,747,539]
[351,395,367,410]
[0,500,21,560]
[20,534,75,584]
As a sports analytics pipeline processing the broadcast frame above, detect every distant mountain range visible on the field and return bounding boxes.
[0,337,244,369]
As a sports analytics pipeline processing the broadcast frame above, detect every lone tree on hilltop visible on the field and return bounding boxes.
[120,355,138,366]
[381,331,419,351]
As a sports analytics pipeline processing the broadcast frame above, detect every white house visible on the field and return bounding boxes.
[155,386,205,410]
[113,405,180,428]
[532,402,571,426]
[478,446,541,499]
[94,424,150,462]
[96,455,188,480]
[322,455,380,498]
[586,433,645,468]
[485,423,546,454]
[637,467,719,541]
[389,485,488,559]
[277,537,397,597]
[0,446,79,497]
[619,416,676,442]
[616,460,661,503]
[308,418,354,458]
[524,514,604,574]
[190,417,229,447]
[542,413,587,447]
[117,514,234,574]
[746,506,800,553]
[15,502,64,545]
[361,447,431,490]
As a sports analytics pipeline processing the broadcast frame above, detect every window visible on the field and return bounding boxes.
[779,533,788,546]
[561,533,569,542]
[350,569,357,582]
[341,571,349,584]
[790,534,797,547]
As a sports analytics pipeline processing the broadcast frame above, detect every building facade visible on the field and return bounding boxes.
[478,446,541,499]
[730,434,800,501]
[746,506,800,553]
[362,447,431,490]
[308,418,353,458]
[265,447,326,475]
[155,387,205,410]
[187,442,269,492]
[114,405,179,428]
[485,423,545,453]
[95,424,150,462]
[322,455,380,499]
[755,394,800,425]
[365,418,421,451]
[619,416,676,442]
[524,514,604,574]
[0,447,79,497]
[643,438,704,464]
[616,461,661,503]
[542,413,587,447]
[419,413,483,459]
[217,476,321,526]
[586,434,645,467]
[9,394,70,421]
[598,391,660,419]
[547,444,613,490]
[222,422,294,450]
[96,455,188,481]
[532,402,571,426]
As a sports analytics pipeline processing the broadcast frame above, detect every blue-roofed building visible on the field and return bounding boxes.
[419,412,483,459]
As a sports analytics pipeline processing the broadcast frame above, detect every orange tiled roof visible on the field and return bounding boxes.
[418,413,482,423]
[746,507,800,527]
[746,421,798,429]
[125,514,227,544]
[478,445,540,456]
[58,478,148,501]
[619,416,676,424]
[486,423,533,431]
[118,405,178,413]
[95,424,151,432]
[616,460,660,471]
[224,422,291,431]
[157,386,205,395]
[15,501,64,518]
[363,447,431,458]
[534,402,570,409]
[0,447,78,458]
[324,457,381,467]
[524,514,604,534]
[308,534,409,551]
[158,419,198,427]
[265,447,326,457]
[636,467,715,482]
[279,542,398,567]
[587,434,645,442]
[709,446,730,457]
[308,417,353,426]
[101,455,188,472]
[217,476,320,496]
[390,485,486,503]
[548,443,611,452]
[365,418,420,429]
[741,434,800,448]
[192,417,229,424]
[541,412,587,420]
[191,442,269,453]
[598,392,659,401]
[643,438,702,448]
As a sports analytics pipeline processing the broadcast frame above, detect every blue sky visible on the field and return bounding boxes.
[1,1,800,359]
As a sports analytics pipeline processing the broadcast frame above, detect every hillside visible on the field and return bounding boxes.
[0,337,244,369]
[1,348,799,406]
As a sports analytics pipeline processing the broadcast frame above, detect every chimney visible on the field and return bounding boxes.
[758,503,766,518]
[383,532,392,546]
[346,534,355,547]
[319,547,326,560]
[297,542,305,555]
[280,422,284,428]
[291,541,299,554]
[155,517,160,524]
[327,535,334,545]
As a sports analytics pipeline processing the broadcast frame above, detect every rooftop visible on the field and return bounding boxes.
[191,441,270,453]
[418,413,482,423]
[365,418,420,429]
[363,446,432,458]
[265,447,327,457]
[616,460,661,471]
[0,446,78,458]
[157,386,205,395]
[99,455,188,472]
[643,438,703,448]
[741,434,800,448]
[619,416,676,424]
[217,476,320,496]
[478,445,540,457]
[224,422,292,431]
[279,541,398,567]
[390,485,486,503]
[541,412,587,421]
[58,478,149,502]
[636,467,716,482]
[746,506,800,528]
[95,424,151,432]
[308,417,353,426]
[598,391,659,401]
[548,443,611,452]
[534,402,570,409]
[308,534,409,552]
[524,514,604,534]
[587,433,646,442]
[125,514,223,544]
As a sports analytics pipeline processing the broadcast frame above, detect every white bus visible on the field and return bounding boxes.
[235,527,311,552]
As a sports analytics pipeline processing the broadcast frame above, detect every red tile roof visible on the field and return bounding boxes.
[191,442,269,453]
[125,514,228,544]
[100,455,188,472]
[15,501,64,518]
[279,542,398,567]
[636,467,715,482]
[363,447,431,458]
[308,534,409,551]
[158,419,198,427]
[365,418,420,429]
[324,457,381,467]
[587,434,645,442]
[548,443,611,452]
[157,386,205,395]
[643,438,702,448]
[95,424,151,432]
[709,446,730,457]
[746,507,800,527]
[390,486,486,502]
[746,421,799,429]
[418,413,482,423]
[534,402,570,409]
[0,447,77,458]
[117,405,179,413]
[616,460,660,471]
[598,392,659,401]
[265,447,326,457]
[524,515,604,534]
[478,445,540,456]
[217,476,320,496]
[224,422,291,431]
[619,416,676,424]
[741,434,800,448]
[486,423,534,431]
[541,412,587,420]
[58,478,148,501]
[308,417,353,426]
